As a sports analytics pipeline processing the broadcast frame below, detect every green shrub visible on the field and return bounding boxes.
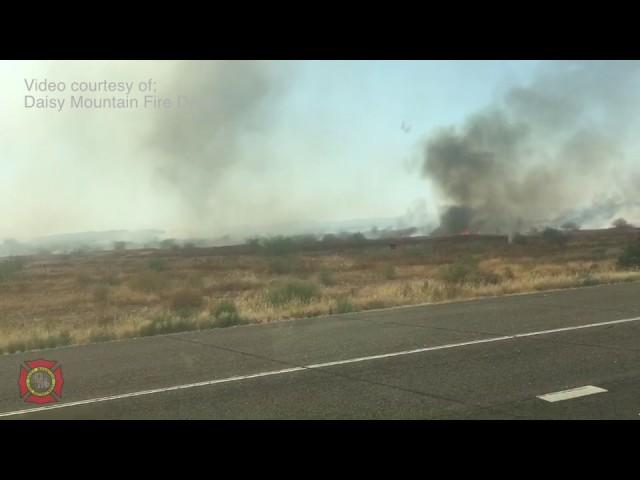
[561,221,580,231]
[113,241,127,251]
[261,236,296,256]
[266,256,312,277]
[542,227,568,246]
[613,218,633,229]
[159,239,176,249]
[212,301,247,327]
[138,314,194,337]
[3,340,28,354]
[512,233,528,245]
[246,237,261,247]
[267,257,296,275]
[266,281,320,306]
[438,257,500,285]
[580,274,600,287]
[0,257,26,282]
[29,331,73,351]
[334,296,354,314]
[438,258,477,284]
[319,270,336,286]
[617,240,640,269]
[147,258,167,272]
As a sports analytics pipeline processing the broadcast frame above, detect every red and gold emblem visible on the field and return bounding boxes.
[18,359,64,404]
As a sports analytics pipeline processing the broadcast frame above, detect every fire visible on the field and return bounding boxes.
[460,229,471,235]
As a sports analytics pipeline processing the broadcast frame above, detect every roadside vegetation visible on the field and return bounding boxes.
[1,229,640,354]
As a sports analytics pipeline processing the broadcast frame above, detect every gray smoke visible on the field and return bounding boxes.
[422,61,640,235]
[147,61,288,218]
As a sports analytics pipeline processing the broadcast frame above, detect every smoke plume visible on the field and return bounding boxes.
[422,61,640,235]
[147,61,288,217]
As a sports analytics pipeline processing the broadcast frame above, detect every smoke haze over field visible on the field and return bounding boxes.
[2,60,640,242]
[422,61,640,235]
[3,60,448,240]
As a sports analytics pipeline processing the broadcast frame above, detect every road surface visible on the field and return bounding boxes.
[2,282,640,419]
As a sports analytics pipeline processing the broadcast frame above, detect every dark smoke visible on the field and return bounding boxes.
[422,61,640,236]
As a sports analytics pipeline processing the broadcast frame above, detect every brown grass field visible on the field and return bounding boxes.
[1,229,639,354]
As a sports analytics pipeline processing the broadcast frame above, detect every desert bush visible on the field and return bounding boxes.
[267,257,296,275]
[3,340,28,354]
[29,331,73,351]
[160,239,178,250]
[128,271,169,293]
[102,271,121,286]
[76,272,94,285]
[169,288,203,316]
[113,241,127,251]
[261,236,296,256]
[321,234,337,243]
[319,269,336,286]
[438,257,500,285]
[382,264,396,280]
[93,285,110,304]
[363,299,388,310]
[512,233,528,245]
[561,221,580,231]
[579,274,600,287]
[0,257,26,282]
[89,331,117,343]
[207,278,258,293]
[613,218,633,229]
[401,283,413,297]
[185,274,205,289]
[334,296,354,314]
[267,256,313,277]
[97,313,116,327]
[502,266,516,281]
[542,227,568,246]
[147,258,167,272]
[245,237,261,248]
[438,258,476,284]
[617,240,640,269]
[266,280,320,306]
[138,314,194,337]
[211,301,247,327]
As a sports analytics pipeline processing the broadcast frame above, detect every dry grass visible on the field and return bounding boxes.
[2,231,640,353]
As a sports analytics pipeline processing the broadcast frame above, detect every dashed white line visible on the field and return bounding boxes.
[1,314,639,418]
[537,385,608,402]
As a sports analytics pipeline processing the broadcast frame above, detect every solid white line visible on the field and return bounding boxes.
[537,385,608,402]
[1,314,639,418]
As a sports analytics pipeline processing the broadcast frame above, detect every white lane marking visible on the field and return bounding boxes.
[1,314,639,418]
[537,385,608,402]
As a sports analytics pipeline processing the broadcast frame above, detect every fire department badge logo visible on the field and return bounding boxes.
[18,359,64,404]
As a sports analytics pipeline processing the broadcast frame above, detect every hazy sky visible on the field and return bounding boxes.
[1,60,543,239]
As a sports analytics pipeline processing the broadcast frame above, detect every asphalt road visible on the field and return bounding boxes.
[2,282,640,419]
